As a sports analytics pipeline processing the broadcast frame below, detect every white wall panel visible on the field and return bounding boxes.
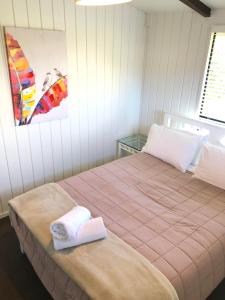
[26,0,42,28]
[39,122,54,183]
[103,7,114,163]
[28,124,45,187]
[87,7,97,169]
[140,9,225,134]
[75,6,89,172]
[39,0,54,29]
[15,126,35,192]
[118,7,130,138]
[96,7,106,167]
[0,0,146,215]
[0,123,12,212]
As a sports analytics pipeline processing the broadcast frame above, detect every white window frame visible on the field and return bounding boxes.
[198,25,225,126]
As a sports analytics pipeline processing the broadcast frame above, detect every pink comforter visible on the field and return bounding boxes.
[59,153,225,300]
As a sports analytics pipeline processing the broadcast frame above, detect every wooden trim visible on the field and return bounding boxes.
[179,0,211,17]
[0,211,9,219]
[211,25,225,33]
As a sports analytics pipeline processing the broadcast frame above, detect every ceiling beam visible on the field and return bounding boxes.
[179,0,211,17]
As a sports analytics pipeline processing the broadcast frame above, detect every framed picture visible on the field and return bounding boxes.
[4,27,68,126]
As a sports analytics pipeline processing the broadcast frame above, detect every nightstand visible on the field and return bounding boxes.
[117,134,147,158]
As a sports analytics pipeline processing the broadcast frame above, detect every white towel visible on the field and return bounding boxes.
[50,206,91,240]
[53,217,107,251]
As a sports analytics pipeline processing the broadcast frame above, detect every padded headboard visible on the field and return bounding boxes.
[163,112,225,147]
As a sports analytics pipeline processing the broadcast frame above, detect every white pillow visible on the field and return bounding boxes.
[193,143,225,190]
[142,124,203,172]
[180,128,208,167]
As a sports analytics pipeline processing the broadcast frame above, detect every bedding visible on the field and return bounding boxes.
[9,153,225,300]
[193,143,225,190]
[10,208,90,300]
[142,124,205,172]
[9,183,178,300]
[52,217,107,251]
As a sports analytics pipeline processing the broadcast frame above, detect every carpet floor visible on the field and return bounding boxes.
[0,216,224,300]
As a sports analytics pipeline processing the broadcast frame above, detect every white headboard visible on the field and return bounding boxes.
[163,112,225,147]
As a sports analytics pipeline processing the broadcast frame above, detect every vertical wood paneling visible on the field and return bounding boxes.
[111,5,122,156]
[118,6,130,138]
[39,0,54,29]
[75,6,89,172]
[39,122,54,182]
[96,7,105,166]
[52,0,65,30]
[179,16,202,115]
[139,11,225,134]
[125,8,136,134]
[135,11,146,132]
[0,0,145,215]
[162,13,183,116]
[171,13,193,116]
[0,123,12,211]
[50,120,64,181]
[87,7,97,169]
[61,118,73,178]
[15,127,35,192]
[0,0,14,26]
[65,0,81,175]
[26,0,42,28]
[139,14,158,133]
[12,0,28,27]
[156,14,173,118]
[28,124,45,187]
[103,6,114,162]
[0,124,24,198]
[149,14,165,125]
[128,9,145,134]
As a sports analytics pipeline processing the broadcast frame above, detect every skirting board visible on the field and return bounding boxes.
[0,211,9,219]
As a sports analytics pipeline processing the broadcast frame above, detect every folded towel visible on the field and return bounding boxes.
[50,206,91,240]
[53,217,107,251]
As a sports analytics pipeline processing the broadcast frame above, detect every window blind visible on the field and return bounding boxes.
[199,32,225,124]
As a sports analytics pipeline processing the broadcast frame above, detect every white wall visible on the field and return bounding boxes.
[140,9,225,135]
[0,0,146,216]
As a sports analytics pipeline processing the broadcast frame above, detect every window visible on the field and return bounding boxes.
[199,32,225,124]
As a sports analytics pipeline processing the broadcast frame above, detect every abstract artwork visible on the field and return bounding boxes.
[4,27,68,126]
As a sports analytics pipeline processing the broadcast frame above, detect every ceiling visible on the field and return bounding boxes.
[131,0,225,13]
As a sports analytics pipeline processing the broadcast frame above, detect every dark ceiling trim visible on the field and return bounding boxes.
[179,0,211,17]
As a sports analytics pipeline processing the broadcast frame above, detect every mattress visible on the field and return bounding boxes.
[11,153,225,300]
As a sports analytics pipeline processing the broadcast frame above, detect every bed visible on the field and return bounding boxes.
[9,114,225,300]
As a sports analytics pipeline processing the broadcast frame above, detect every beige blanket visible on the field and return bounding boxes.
[9,183,178,300]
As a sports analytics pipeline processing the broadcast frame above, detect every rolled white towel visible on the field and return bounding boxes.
[50,206,91,241]
[53,217,107,251]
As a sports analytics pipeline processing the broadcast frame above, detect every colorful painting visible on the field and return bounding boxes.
[4,27,68,126]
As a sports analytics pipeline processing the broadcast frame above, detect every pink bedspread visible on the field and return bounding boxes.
[59,153,225,300]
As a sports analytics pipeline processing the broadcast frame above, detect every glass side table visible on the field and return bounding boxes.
[117,134,147,158]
